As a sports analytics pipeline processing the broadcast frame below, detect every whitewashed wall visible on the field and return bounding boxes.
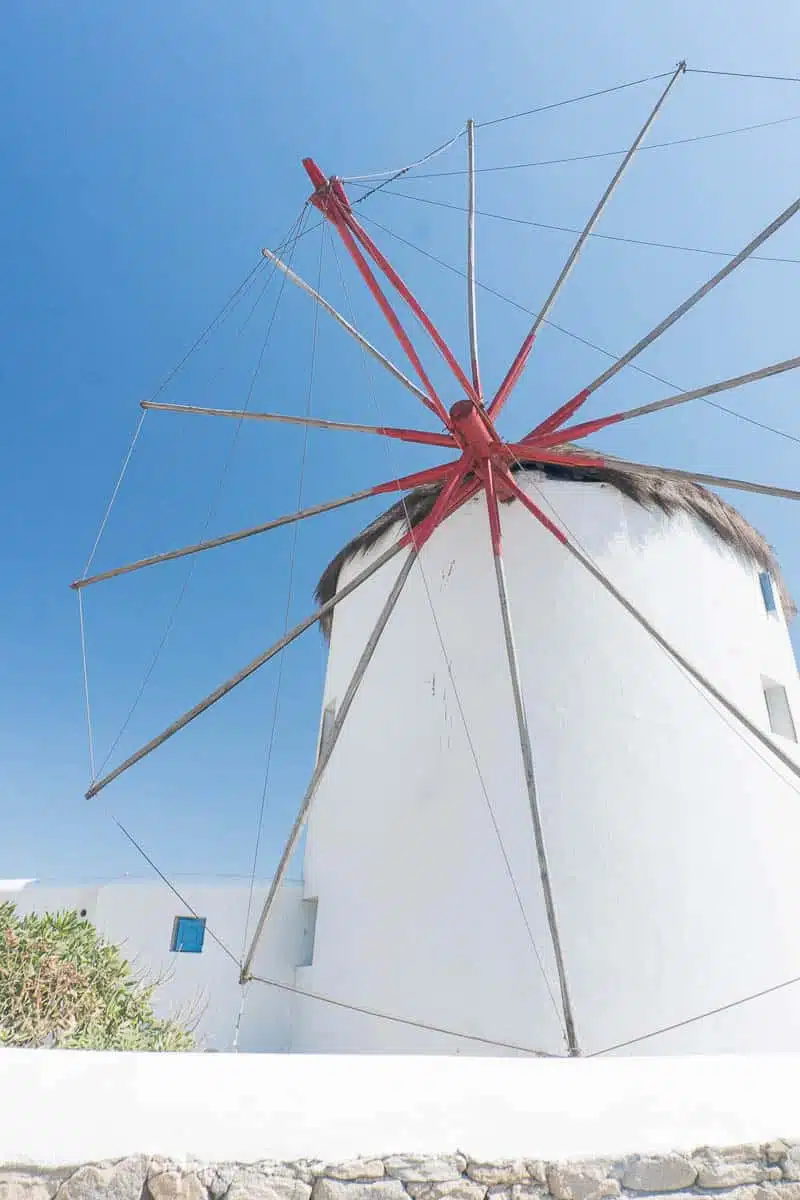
[0,878,306,1051]
[299,473,800,1057]
[1,1051,799,1166]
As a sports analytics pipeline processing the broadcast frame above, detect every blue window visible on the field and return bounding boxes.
[759,571,777,613]
[171,916,206,954]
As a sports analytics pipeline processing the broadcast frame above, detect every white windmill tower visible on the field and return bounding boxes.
[79,63,800,1058]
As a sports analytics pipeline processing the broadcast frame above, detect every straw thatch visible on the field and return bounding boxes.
[315,454,793,637]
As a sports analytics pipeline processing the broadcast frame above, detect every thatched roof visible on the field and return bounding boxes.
[315,454,793,637]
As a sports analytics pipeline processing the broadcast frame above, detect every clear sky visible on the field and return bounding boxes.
[1,1,798,887]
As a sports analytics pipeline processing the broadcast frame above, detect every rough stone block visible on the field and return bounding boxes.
[314,1180,407,1200]
[406,1182,485,1200]
[511,1186,548,1200]
[197,1166,239,1200]
[621,1156,697,1193]
[0,1175,57,1200]
[467,1164,529,1187]
[785,1151,800,1183]
[147,1171,208,1200]
[229,1176,311,1200]
[547,1164,619,1200]
[525,1167,547,1187]
[764,1146,789,1167]
[58,1157,149,1200]
[323,1163,386,1183]
[693,1153,764,1189]
[385,1158,467,1184]
[293,1164,328,1185]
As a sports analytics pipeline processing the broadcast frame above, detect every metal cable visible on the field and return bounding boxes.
[78,258,274,784]
[391,112,800,179]
[92,208,309,779]
[364,186,800,267]
[326,230,567,1045]
[588,969,800,1055]
[356,211,800,448]
[240,231,324,961]
[105,806,557,1055]
[97,767,560,1055]
[501,463,800,1055]
[248,971,558,1055]
[687,68,800,84]
[477,71,676,128]
[505,458,800,802]
[109,815,242,970]
[340,129,464,186]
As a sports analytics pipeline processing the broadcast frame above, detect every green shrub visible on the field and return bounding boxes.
[0,902,194,1050]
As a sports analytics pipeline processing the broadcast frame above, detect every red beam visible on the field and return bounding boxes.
[487,330,537,420]
[341,208,480,406]
[526,409,626,449]
[503,474,569,545]
[522,388,591,442]
[370,461,455,497]
[505,443,605,470]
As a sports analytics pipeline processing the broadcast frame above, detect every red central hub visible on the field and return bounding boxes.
[449,399,515,500]
[449,399,497,457]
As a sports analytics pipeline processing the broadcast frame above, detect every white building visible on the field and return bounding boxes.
[6,464,800,1055]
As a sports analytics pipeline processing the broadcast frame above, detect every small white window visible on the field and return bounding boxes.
[763,680,797,742]
[318,702,337,763]
[759,571,777,614]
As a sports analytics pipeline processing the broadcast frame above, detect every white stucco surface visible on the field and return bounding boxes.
[0,1051,798,1166]
[1,878,307,1052]
[299,474,800,1056]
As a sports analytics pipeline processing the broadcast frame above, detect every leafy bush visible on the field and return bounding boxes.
[0,902,194,1050]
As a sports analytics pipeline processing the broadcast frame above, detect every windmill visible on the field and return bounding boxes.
[73,62,800,1056]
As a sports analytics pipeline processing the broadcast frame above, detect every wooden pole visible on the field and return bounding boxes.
[85,539,407,798]
[488,63,686,418]
[485,467,580,1055]
[262,246,434,408]
[241,548,418,981]
[595,456,800,501]
[580,196,800,402]
[72,487,380,591]
[509,478,800,786]
[140,400,454,447]
[532,355,800,445]
[466,119,482,400]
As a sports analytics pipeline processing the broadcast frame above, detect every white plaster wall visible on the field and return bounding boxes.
[0,879,306,1052]
[298,473,800,1057]
[1,1051,800,1166]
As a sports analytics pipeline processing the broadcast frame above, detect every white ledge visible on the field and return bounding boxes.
[0,1052,798,1167]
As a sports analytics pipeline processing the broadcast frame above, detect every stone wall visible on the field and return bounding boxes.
[3,1142,800,1200]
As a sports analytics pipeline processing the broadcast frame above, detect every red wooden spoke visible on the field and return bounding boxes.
[377,426,455,448]
[141,400,457,448]
[339,207,480,406]
[522,388,591,441]
[505,443,604,470]
[503,473,569,546]
[525,410,626,450]
[487,329,538,421]
[303,159,479,420]
[370,461,456,497]
[328,206,450,426]
[402,458,473,551]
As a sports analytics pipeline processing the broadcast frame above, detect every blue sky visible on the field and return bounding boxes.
[1,1,798,887]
